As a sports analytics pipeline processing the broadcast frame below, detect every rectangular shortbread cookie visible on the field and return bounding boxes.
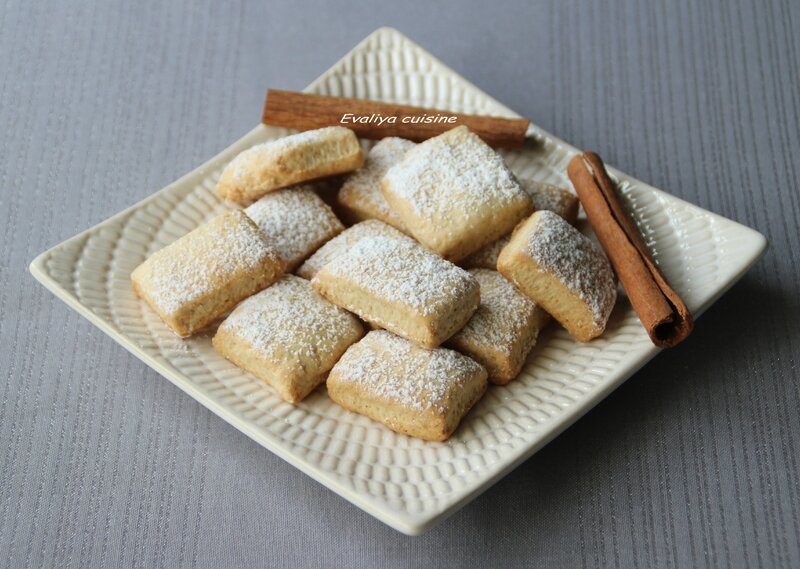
[311,236,480,348]
[217,126,364,203]
[461,179,580,270]
[336,137,415,230]
[245,185,344,271]
[381,126,533,261]
[131,210,285,337]
[523,179,580,223]
[327,330,488,441]
[213,275,364,403]
[498,210,617,342]
[445,269,544,385]
[296,219,414,280]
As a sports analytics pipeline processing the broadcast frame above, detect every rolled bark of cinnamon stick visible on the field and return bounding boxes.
[567,152,693,347]
[262,89,530,148]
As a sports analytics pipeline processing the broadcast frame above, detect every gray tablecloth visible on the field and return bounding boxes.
[2,1,798,567]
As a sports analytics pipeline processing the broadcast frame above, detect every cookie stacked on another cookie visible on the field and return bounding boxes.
[311,236,480,349]
[297,219,413,280]
[381,126,534,261]
[217,126,364,203]
[498,211,617,342]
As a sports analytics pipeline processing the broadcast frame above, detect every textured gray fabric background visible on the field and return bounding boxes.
[2,1,798,567]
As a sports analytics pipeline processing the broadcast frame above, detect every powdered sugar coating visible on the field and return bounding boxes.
[217,126,363,203]
[331,330,485,413]
[450,269,540,357]
[245,185,344,270]
[524,211,616,328]
[522,179,579,220]
[227,127,353,183]
[382,126,528,222]
[136,210,282,317]
[337,137,415,228]
[314,235,477,317]
[296,220,414,280]
[461,179,578,270]
[217,275,362,366]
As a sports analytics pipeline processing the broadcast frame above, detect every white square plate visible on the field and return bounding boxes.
[30,28,767,535]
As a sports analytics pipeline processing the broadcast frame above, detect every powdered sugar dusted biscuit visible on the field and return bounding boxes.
[327,330,488,441]
[131,210,285,337]
[213,275,364,403]
[296,219,413,280]
[245,186,344,271]
[381,126,533,261]
[336,137,415,230]
[462,179,579,270]
[311,236,480,348]
[498,211,616,342]
[524,179,580,223]
[445,269,544,385]
[218,127,364,203]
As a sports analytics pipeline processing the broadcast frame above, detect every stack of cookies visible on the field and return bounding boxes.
[131,125,617,441]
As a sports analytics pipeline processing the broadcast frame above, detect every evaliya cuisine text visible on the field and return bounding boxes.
[339,113,458,126]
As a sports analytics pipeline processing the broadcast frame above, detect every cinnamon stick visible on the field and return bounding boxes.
[262,89,530,148]
[567,152,693,347]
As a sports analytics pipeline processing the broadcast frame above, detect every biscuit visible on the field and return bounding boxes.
[497,210,617,342]
[217,127,365,203]
[245,185,344,271]
[525,179,580,223]
[381,126,533,261]
[212,275,364,403]
[131,210,285,337]
[445,269,545,385]
[327,330,488,441]
[311,236,480,348]
[461,179,579,270]
[336,137,415,230]
[296,219,413,280]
